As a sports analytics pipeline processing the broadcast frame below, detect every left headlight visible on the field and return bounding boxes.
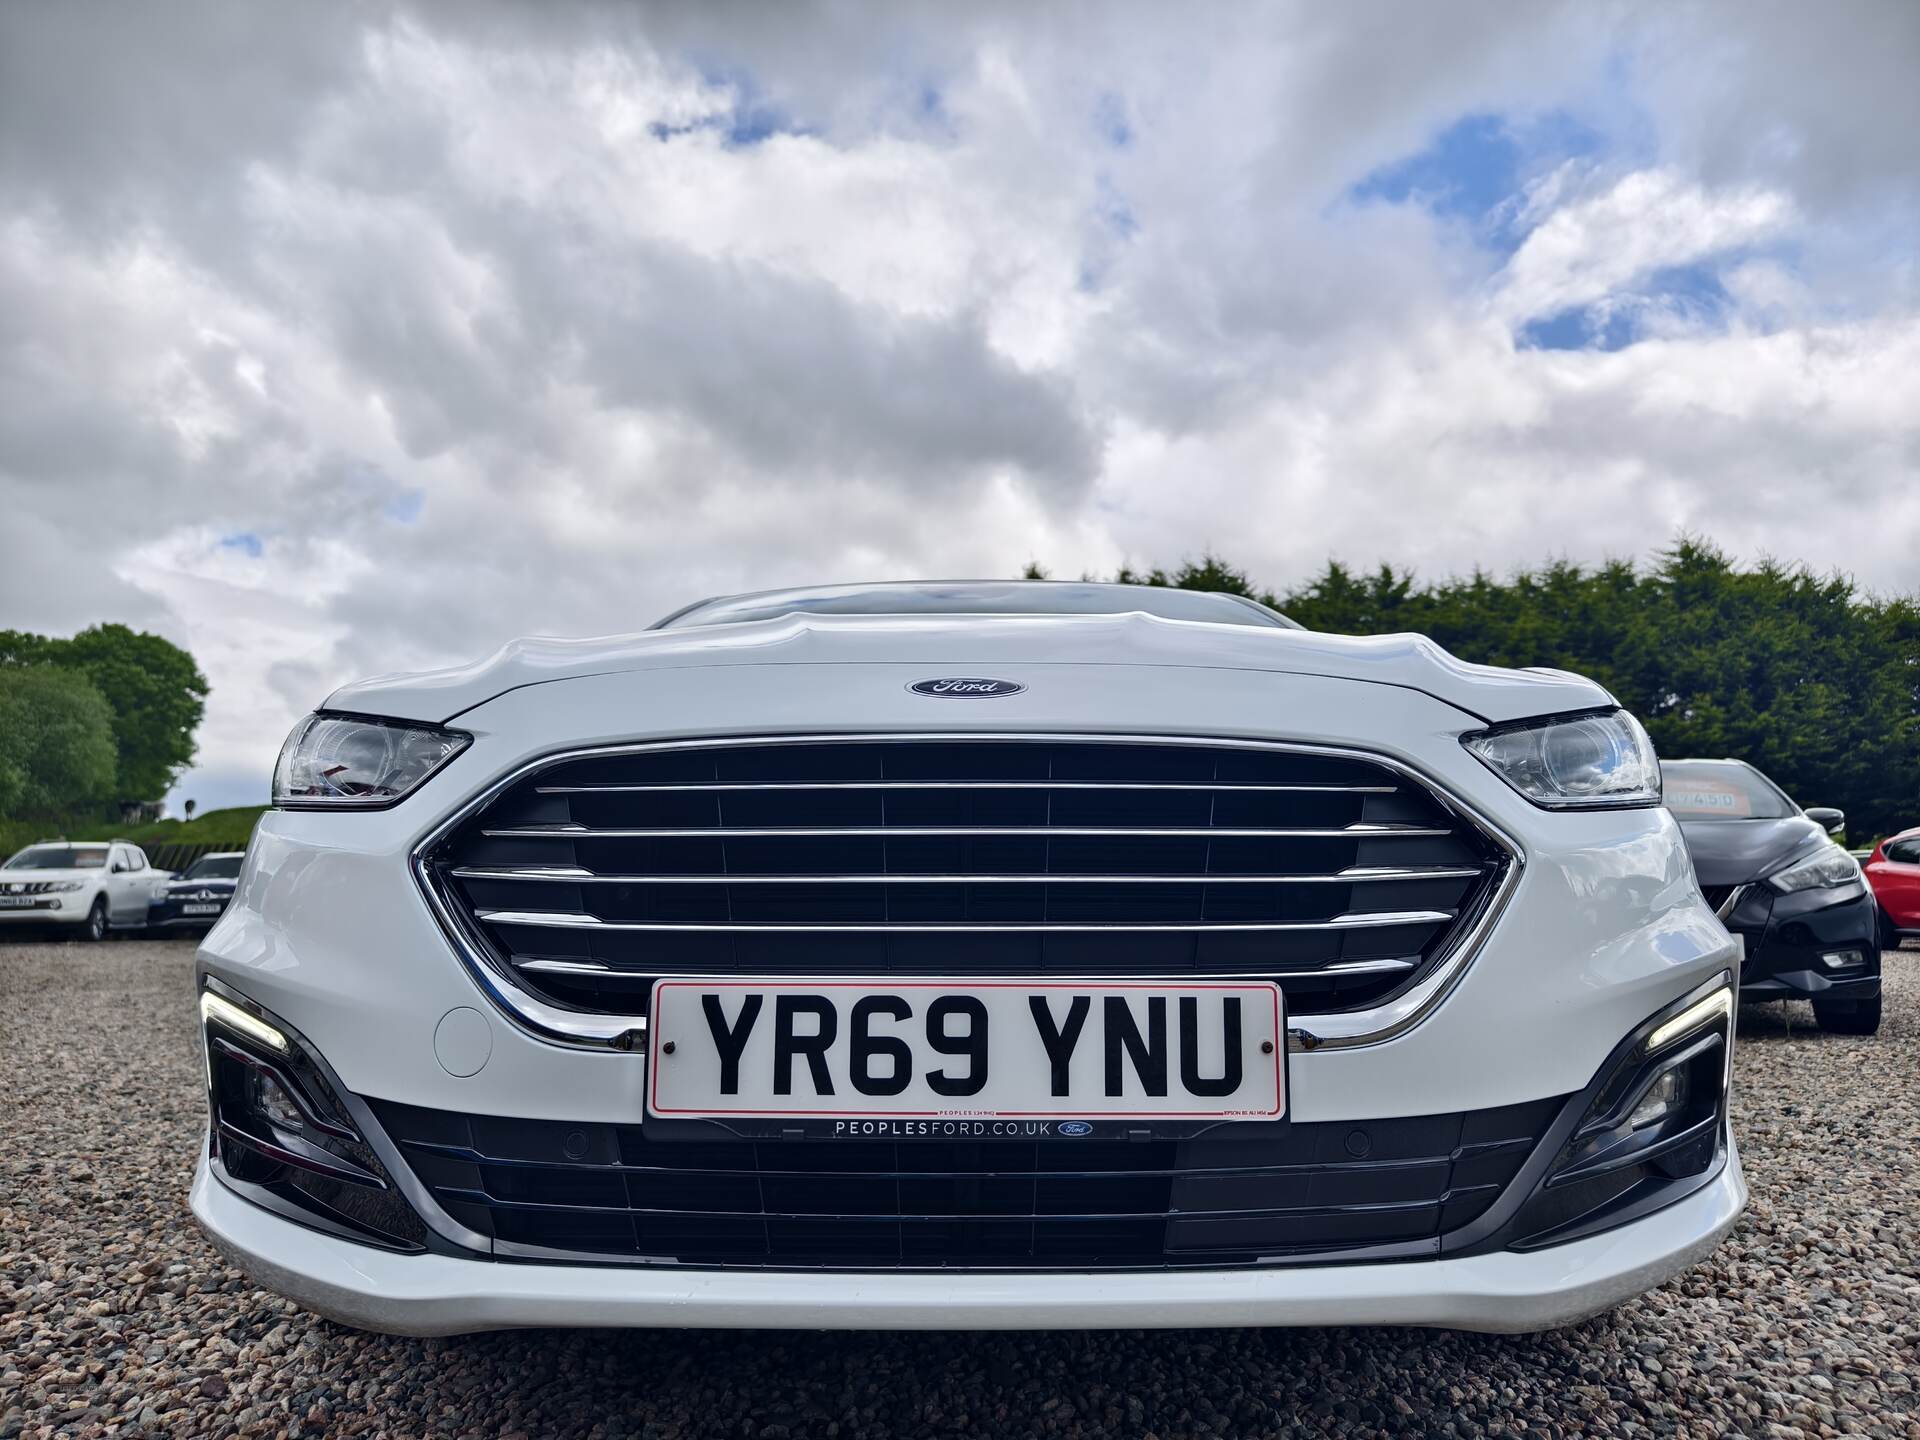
[49,880,86,894]
[1768,844,1864,894]
[273,712,470,809]
[1462,708,1661,809]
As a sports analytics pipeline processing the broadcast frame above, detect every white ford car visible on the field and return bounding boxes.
[2,840,170,939]
[192,581,1744,1336]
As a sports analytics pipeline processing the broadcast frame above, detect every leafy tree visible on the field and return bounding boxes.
[0,665,118,817]
[1031,540,1920,838]
[0,624,208,801]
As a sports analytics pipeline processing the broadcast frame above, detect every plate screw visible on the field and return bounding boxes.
[661,1040,676,1055]
[1261,1039,1275,1054]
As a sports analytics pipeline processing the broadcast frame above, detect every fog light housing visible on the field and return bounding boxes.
[1819,950,1866,970]
[201,981,426,1251]
[1510,976,1733,1249]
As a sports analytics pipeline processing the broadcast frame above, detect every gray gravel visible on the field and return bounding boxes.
[3,939,1917,1439]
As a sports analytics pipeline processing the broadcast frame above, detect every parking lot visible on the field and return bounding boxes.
[0,939,1913,1439]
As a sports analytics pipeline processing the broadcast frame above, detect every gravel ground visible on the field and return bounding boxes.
[2,940,1916,1439]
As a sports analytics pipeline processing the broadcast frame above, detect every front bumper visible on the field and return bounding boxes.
[192,1140,1745,1335]
[1728,885,1882,1002]
[0,900,86,925]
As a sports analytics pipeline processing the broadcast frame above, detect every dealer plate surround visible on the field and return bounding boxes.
[646,976,1285,1126]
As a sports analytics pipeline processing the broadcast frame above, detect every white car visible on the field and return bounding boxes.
[192,581,1744,1336]
[1,840,170,940]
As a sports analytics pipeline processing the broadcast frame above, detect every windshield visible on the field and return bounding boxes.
[659,581,1298,630]
[184,855,244,880]
[1661,761,1796,820]
[4,845,110,870]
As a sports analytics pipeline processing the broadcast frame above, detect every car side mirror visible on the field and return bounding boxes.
[1804,806,1845,837]
[111,860,128,873]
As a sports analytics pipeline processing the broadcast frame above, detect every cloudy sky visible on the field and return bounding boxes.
[1,2,1916,814]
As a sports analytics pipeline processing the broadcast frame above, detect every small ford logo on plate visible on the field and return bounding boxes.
[908,677,1026,699]
[1058,1121,1093,1137]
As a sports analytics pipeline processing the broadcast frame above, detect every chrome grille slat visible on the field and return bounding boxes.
[477,909,1455,933]
[535,780,1398,794]
[424,733,1514,1031]
[481,823,1451,839]
[450,864,1486,885]
[510,955,1421,978]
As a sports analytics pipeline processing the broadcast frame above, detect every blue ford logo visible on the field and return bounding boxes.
[908,677,1026,699]
[1057,1120,1093,1137]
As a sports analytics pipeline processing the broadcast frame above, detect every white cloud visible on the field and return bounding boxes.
[0,2,1914,815]
[1493,168,1794,323]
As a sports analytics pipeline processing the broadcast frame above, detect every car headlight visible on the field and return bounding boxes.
[273,713,470,809]
[1462,709,1661,809]
[1768,844,1864,894]
[150,881,172,901]
[49,880,86,894]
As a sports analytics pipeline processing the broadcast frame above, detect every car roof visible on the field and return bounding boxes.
[654,580,1302,631]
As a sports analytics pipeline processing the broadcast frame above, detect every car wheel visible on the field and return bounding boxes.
[85,897,109,942]
[1812,994,1882,1036]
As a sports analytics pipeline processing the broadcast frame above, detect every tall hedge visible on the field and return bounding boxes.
[1051,540,1920,838]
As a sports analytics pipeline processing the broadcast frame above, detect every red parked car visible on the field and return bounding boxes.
[1864,827,1920,948]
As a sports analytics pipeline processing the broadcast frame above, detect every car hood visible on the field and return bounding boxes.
[326,613,1613,727]
[1675,815,1829,886]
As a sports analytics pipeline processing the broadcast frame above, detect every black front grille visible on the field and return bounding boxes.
[425,736,1510,1017]
[373,1097,1560,1268]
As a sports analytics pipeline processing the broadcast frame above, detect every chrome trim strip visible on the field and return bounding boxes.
[510,955,1422,980]
[477,908,1454,934]
[450,864,1485,886]
[482,822,1450,839]
[407,731,1524,1054]
[1713,884,1747,922]
[535,779,1397,794]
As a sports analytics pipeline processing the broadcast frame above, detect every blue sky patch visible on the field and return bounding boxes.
[385,489,424,524]
[1519,259,1746,352]
[218,531,264,558]
[1351,109,1603,250]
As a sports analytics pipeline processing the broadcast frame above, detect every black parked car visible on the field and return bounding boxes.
[147,851,245,934]
[1664,759,1881,1035]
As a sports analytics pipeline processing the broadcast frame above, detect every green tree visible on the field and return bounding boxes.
[0,624,208,801]
[0,665,118,817]
[1029,539,1920,837]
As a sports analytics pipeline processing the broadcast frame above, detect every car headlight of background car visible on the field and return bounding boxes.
[46,880,86,893]
[150,880,172,901]
[272,713,470,809]
[1767,844,1865,894]
[1463,709,1662,809]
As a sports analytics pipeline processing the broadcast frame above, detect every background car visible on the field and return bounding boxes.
[1663,758,1881,1035]
[1864,828,1920,949]
[147,850,246,935]
[0,840,172,941]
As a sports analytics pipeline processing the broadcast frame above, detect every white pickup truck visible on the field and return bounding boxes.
[0,840,172,940]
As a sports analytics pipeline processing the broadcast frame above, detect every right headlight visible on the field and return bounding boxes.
[1462,708,1661,809]
[273,713,470,809]
[1768,844,1864,894]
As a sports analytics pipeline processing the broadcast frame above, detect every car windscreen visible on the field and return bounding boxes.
[660,582,1298,630]
[184,855,244,880]
[4,845,110,870]
[1660,762,1795,820]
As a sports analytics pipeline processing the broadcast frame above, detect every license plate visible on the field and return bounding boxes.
[0,896,34,908]
[181,903,222,916]
[646,977,1285,1123]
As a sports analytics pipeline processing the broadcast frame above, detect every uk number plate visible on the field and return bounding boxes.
[645,977,1285,1124]
[181,903,222,916]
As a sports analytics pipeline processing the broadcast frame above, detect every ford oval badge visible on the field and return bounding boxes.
[1058,1121,1093,1137]
[908,677,1026,699]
